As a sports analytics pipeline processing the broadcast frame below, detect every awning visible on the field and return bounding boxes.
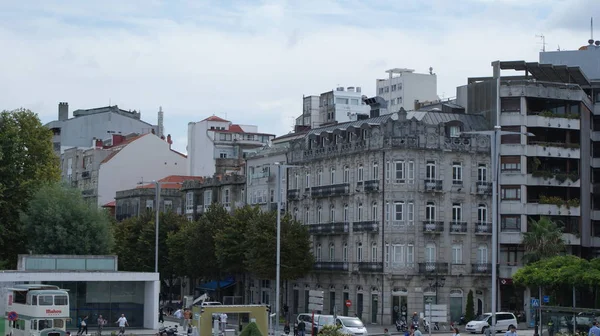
[196,280,236,291]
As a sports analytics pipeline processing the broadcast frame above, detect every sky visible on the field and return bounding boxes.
[1,0,599,153]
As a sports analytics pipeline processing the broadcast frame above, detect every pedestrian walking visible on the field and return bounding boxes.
[78,316,88,335]
[505,324,517,336]
[159,307,164,324]
[115,314,129,336]
[589,321,600,336]
[97,315,106,336]
[183,309,192,330]
[452,327,460,336]
[297,319,306,336]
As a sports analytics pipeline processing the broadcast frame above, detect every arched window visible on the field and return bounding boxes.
[316,244,322,261]
[371,242,378,262]
[356,242,363,262]
[329,243,335,261]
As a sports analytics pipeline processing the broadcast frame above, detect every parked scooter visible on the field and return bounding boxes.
[158,325,178,336]
[396,319,408,332]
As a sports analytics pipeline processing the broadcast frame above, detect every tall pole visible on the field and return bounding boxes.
[155,181,161,274]
[275,163,282,336]
[491,60,501,334]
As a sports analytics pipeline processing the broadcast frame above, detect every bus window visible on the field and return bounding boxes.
[39,296,53,306]
[54,295,68,305]
[31,320,38,330]
[14,292,26,304]
[38,319,53,330]
[16,319,25,330]
[32,295,38,305]
[54,319,64,328]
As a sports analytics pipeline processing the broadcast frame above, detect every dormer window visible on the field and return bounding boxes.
[449,125,461,138]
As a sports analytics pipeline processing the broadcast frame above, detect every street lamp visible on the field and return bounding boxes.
[427,276,445,303]
[273,162,305,336]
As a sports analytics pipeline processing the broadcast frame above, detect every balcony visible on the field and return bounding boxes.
[527,171,580,187]
[287,189,300,201]
[475,182,492,195]
[475,222,492,234]
[422,221,444,233]
[310,183,350,198]
[526,197,581,216]
[308,222,349,235]
[526,112,580,129]
[356,262,383,273]
[471,263,492,275]
[449,221,467,234]
[313,261,349,272]
[418,262,449,274]
[526,141,581,159]
[424,179,443,192]
[353,221,379,233]
[364,180,380,193]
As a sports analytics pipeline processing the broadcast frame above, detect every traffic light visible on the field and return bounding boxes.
[266,305,271,313]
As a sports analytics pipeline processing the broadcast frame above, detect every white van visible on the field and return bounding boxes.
[335,316,368,336]
[465,312,518,334]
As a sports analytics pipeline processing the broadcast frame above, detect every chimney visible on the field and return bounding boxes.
[95,139,103,148]
[58,102,69,121]
[167,134,173,148]
[112,134,125,146]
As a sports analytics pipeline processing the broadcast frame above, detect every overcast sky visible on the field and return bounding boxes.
[1,0,598,153]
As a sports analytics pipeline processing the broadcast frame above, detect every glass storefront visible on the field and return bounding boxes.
[43,281,145,328]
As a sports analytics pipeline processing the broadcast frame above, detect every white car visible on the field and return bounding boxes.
[465,312,517,334]
[335,316,368,336]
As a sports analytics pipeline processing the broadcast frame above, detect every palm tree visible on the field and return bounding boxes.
[522,216,565,264]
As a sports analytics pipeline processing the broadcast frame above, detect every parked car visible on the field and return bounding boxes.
[335,316,368,336]
[465,312,518,334]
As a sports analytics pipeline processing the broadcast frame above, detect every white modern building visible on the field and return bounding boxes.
[376,68,438,113]
[187,116,275,177]
[295,87,371,129]
[0,255,159,330]
[45,103,158,154]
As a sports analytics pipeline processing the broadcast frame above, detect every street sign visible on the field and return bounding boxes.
[345,300,352,307]
[543,296,550,303]
[309,290,324,298]
[531,298,540,307]
[308,304,323,311]
[308,290,324,313]
[309,296,324,305]
[425,304,447,323]
[7,311,17,321]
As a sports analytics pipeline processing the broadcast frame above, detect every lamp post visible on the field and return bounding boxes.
[428,275,445,304]
[273,162,304,336]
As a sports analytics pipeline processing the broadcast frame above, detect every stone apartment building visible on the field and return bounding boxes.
[282,107,492,325]
[181,174,246,221]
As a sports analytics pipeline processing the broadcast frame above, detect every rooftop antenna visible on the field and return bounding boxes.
[536,34,546,52]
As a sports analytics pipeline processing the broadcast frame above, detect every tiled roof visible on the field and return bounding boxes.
[137,175,204,189]
[102,201,116,207]
[100,134,149,164]
[228,124,244,133]
[202,115,230,122]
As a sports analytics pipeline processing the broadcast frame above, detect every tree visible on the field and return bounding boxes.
[522,217,565,264]
[113,211,185,277]
[239,322,263,336]
[319,325,350,336]
[465,290,475,322]
[20,182,113,254]
[215,206,260,274]
[0,109,60,268]
[245,211,314,280]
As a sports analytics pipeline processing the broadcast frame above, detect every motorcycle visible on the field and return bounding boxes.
[158,325,178,336]
[396,319,408,332]
[422,318,430,333]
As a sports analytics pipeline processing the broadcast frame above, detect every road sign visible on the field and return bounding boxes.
[309,296,324,305]
[7,311,17,321]
[309,290,324,298]
[425,304,448,323]
[543,296,550,303]
[308,304,323,311]
[308,290,324,312]
[531,298,540,307]
[345,300,352,307]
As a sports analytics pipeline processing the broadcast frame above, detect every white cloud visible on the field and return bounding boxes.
[0,0,597,153]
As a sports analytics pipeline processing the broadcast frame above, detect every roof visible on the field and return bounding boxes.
[102,201,116,207]
[137,175,204,189]
[307,114,395,137]
[406,110,488,131]
[202,115,230,122]
[212,125,275,137]
[100,134,149,163]
[499,61,590,87]
[228,124,244,133]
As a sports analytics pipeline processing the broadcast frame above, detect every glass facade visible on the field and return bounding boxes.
[43,281,145,328]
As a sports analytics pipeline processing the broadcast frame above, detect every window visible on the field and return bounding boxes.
[452,203,462,221]
[426,161,436,179]
[146,200,153,210]
[219,153,227,158]
[501,186,521,200]
[425,202,436,221]
[317,169,323,186]
[356,243,363,262]
[407,244,414,265]
[54,295,68,305]
[293,208,298,220]
[452,162,463,184]
[392,244,404,265]
[452,244,463,264]
[357,164,364,182]
[501,156,521,172]
[316,244,322,261]
[186,192,194,211]
[204,190,212,207]
[329,243,335,261]
[477,164,487,182]
[394,160,405,183]
[330,167,336,184]
[407,202,414,224]
[343,204,349,222]
[501,215,521,232]
[385,161,391,180]
[385,243,390,266]
[164,200,173,212]
[294,173,299,189]
[305,208,309,223]
[501,126,521,144]
[330,205,335,222]
[385,202,390,222]
[407,160,415,183]
[357,203,363,221]
[372,162,379,180]
[391,84,397,91]
[371,202,378,220]
[38,296,53,306]
[478,204,488,222]
[449,126,460,138]
[317,206,323,223]
[371,243,378,262]
[425,243,436,262]
[305,172,311,188]
[343,243,348,261]
[394,202,404,223]
[343,166,350,183]
[477,245,488,263]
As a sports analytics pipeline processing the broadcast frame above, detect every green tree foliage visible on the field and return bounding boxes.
[513,255,594,288]
[319,325,350,336]
[0,109,60,267]
[113,211,185,277]
[522,217,565,264]
[465,290,475,323]
[239,322,263,336]
[20,182,113,254]
[245,211,314,280]
[215,206,260,274]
